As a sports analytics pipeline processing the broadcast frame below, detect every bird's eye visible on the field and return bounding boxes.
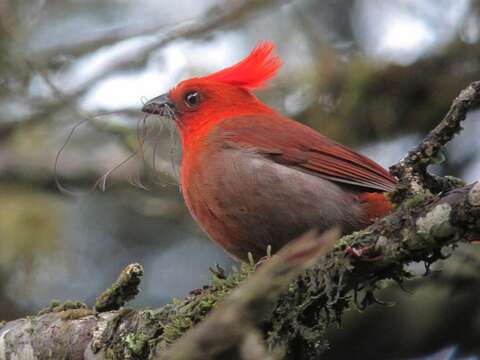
[184,91,201,107]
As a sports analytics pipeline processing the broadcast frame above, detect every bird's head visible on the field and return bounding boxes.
[142,41,281,142]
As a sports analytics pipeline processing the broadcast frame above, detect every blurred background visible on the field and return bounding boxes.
[1,0,480,359]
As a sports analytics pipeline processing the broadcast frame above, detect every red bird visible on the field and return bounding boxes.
[142,42,396,261]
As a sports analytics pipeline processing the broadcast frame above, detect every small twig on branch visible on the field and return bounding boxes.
[95,263,144,312]
[390,81,480,200]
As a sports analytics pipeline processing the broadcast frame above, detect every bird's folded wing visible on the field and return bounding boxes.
[217,114,396,192]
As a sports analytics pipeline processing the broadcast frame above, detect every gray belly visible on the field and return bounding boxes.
[184,148,362,260]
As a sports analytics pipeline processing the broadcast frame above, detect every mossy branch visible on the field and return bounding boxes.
[163,229,340,360]
[95,263,144,312]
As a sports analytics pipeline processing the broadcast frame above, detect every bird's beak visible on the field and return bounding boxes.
[142,93,176,116]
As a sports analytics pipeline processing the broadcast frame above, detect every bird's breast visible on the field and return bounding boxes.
[180,143,363,261]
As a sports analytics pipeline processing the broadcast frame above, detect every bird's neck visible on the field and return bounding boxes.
[178,102,275,151]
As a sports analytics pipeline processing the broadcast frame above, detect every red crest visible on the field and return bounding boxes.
[203,41,282,89]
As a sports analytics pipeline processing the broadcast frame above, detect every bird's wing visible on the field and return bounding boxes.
[215,114,396,192]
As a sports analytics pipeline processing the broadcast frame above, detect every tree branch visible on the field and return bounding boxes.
[1,183,479,359]
[163,229,339,360]
[95,263,144,313]
[390,80,480,200]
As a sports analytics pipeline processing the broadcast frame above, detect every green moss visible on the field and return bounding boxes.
[58,300,88,310]
[88,261,256,358]
[334,229,373,251]
[95,263,144,313]
[50,299,61,308]
[0,320,5,329]
[401,190,433,209]
[38,299,88,315]
[160,261,255,346]
[124,332,150,356]
[59,308,97,321]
